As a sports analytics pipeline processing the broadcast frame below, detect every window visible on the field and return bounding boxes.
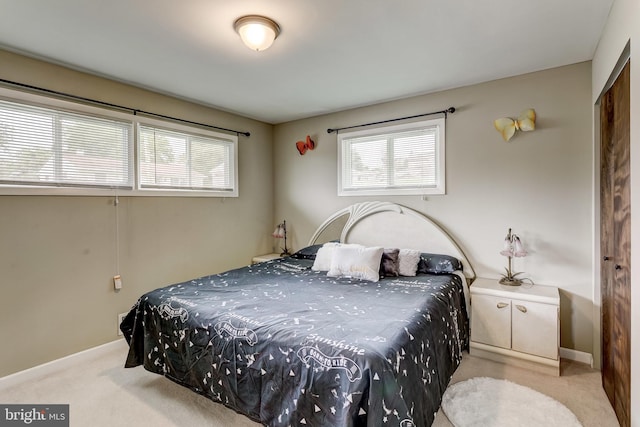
[338,118,445,196]
[138,120,237,195]
[0,97,133,189]
[0,87,238,197]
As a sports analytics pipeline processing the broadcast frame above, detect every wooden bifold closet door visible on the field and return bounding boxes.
[600,60,631,427]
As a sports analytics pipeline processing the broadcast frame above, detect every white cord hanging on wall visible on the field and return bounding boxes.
[113,190,122,290]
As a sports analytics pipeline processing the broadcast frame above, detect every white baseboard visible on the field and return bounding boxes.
[0,339,127,391]
[560,346,594,368]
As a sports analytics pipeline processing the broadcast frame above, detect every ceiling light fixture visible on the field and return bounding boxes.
[234,15,280,52]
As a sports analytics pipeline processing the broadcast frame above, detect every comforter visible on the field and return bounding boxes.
[121,256,468,427]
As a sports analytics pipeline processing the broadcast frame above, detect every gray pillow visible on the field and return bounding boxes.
[379,248,400,277]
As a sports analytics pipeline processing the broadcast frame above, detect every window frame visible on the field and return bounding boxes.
[135,116,239,197]
[337,117,446,196]
[0,87,239,197]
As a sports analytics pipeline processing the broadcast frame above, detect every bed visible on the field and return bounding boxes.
[121,201,475,427]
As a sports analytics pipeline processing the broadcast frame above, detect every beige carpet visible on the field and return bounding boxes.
[0,340,619,426]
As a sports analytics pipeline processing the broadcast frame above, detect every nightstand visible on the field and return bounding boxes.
[251,253,283,264]
[469,277,560,376]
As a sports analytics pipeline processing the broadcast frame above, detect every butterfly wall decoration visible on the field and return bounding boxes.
[493,109,536,142]
[296,135,315,155]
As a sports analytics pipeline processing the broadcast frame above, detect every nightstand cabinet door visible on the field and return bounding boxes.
[511,299,559,360]
[471,293,511,350]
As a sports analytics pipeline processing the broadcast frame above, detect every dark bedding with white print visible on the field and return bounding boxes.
[121,256,468,427]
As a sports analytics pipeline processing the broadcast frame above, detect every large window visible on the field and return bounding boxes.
[338,118,445,196]
[0,88,238,196]
[0,98,132,189]
[138,121,237,193]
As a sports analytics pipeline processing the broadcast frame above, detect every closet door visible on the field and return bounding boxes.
[600,60,630,427]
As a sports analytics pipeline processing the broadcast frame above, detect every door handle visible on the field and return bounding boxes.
[496,302,509,309]
[603,256,611,261]
[615,264,622,270]
[516,305,527,313]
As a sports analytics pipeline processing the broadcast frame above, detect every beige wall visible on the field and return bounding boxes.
[592,0,639,423]
[0,50,275,377]
[274,62,594,355]
[0,50,599,380]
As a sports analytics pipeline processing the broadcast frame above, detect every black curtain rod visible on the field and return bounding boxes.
[327,107,455,134]
[0,78,251,137]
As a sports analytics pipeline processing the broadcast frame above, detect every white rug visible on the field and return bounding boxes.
[441,377,582,427]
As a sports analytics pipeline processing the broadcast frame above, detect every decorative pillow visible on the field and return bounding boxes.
[311,242,341,271]
[418,253,463,274]
[379,248,400,277]
[398,248,421,276]
[291,244,324,260]
[312,243,363,271]
[327,245,384,282]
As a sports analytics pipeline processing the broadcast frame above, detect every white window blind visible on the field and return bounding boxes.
[338,118,445,196]
[138,124,237,193]
[0,98,133,188]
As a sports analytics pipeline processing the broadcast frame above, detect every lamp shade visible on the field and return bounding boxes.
[272,224,284,238]
[500,235,513,257]
[512,235,527,257]
[499,229,527,258]
[234,15,280,51]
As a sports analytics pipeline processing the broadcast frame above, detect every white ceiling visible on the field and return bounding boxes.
[0,0,612,124]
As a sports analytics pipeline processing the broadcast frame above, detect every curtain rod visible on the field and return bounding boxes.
[0,78,251,137]
[327,107,455,134]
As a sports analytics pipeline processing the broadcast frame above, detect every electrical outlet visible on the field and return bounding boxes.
[117,312,128,336]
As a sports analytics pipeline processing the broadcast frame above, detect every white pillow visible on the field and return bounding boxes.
[398,248,421,276]
[327,245,384,282]
[312,243,363,271]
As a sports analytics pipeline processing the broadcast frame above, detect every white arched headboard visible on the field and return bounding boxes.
[309,201,476,283]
